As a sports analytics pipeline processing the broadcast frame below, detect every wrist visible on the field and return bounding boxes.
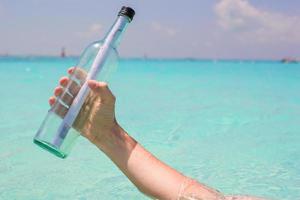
[92,121,120,148]
[93,121,137,159]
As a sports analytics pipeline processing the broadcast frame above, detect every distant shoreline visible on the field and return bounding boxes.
[0,55,293,63]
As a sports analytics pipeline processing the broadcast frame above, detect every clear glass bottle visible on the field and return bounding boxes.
[33,6,135,158]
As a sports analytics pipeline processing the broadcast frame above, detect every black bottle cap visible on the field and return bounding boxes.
[118,6,135,22]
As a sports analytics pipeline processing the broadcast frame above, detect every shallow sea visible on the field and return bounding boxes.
[0,57,299,200]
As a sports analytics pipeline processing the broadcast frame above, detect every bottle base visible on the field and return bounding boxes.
[33,138,67,159]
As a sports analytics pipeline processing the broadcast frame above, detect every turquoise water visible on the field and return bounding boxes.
[0,57,299,200]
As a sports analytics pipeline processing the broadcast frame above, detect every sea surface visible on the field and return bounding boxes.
[0,57,299,200]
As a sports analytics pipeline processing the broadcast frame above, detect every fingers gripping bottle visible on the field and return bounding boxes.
[33,7,135,158]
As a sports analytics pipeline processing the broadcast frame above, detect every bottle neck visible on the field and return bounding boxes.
[103,15,130,48]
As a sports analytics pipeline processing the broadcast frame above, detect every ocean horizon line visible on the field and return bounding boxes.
[0,55,289,63]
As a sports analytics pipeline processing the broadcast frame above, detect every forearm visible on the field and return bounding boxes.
[94,123,224,200]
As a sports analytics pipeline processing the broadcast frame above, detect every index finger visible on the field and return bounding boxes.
[68,67,88,85]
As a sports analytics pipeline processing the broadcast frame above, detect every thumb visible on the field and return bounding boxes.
[87,80,115,103]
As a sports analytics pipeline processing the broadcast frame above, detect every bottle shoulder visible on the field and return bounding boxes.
[86,40,117,51]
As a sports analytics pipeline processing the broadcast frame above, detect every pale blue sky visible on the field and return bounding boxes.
[0,0,299,59]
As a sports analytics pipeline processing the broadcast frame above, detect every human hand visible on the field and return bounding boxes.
[49,67,119,147]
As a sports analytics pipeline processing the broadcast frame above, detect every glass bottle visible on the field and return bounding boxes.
[33,6,135,158]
